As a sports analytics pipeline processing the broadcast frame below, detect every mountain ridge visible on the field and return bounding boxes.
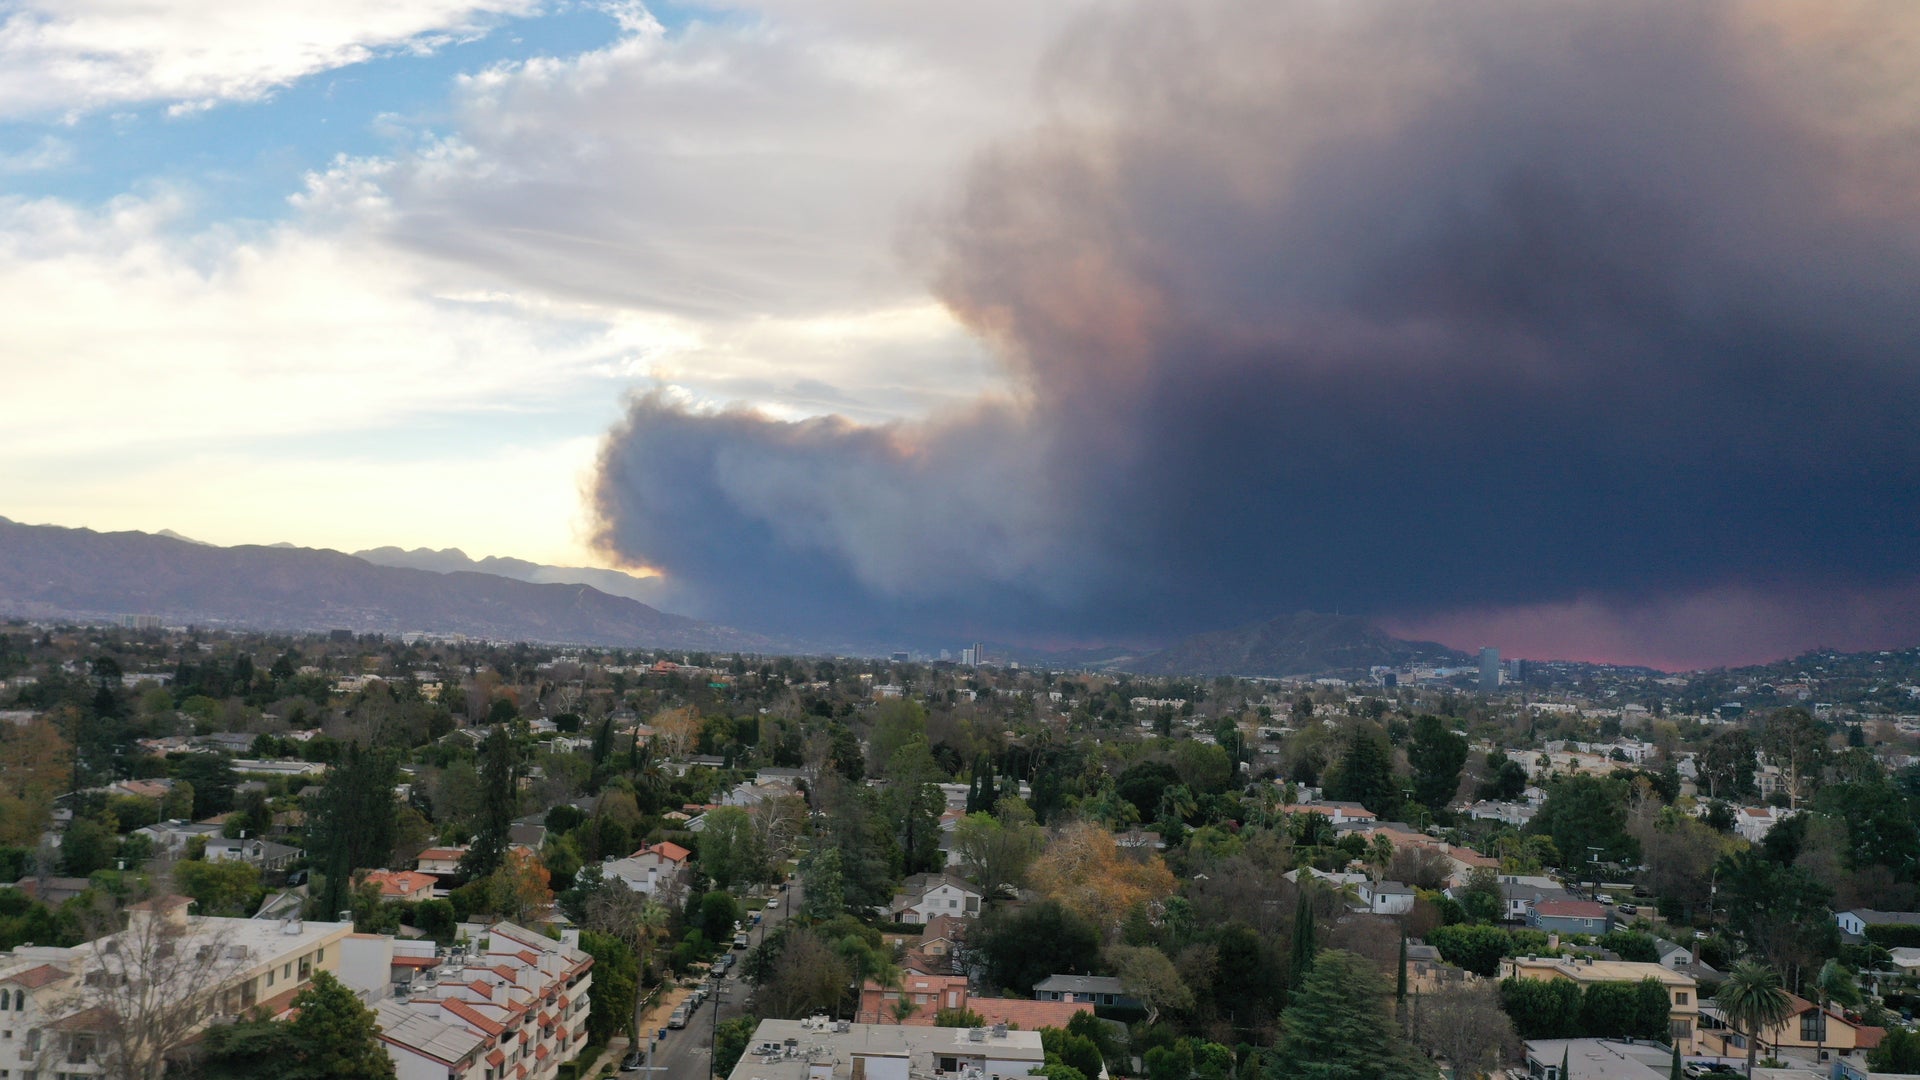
[0,518,771,651]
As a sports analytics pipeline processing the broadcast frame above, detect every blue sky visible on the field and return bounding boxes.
[0,4,638,220]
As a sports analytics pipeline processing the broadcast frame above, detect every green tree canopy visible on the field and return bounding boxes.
[1271,950,1427,1080]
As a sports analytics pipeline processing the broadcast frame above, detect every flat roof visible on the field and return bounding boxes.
[727,1019,1045,1080]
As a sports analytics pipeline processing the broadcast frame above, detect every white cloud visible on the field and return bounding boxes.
[0,0,1087,565]
[0,0,537,117]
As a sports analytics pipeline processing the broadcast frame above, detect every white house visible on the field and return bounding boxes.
[602,841,693,897]
[889,874,983,923]
[1360,880,1416,916]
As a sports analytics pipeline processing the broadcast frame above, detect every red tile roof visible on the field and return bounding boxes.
[441,999,505,1036]
[1,964,69,988]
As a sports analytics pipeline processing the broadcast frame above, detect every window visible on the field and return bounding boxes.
[1676,992,1688,1005]
[1802,1011,1827,1043]
[283,963,292,979]
[298,956,312,980]
[267,969,275,987]
[1671,1020,1692,1042]
[316,948,325,963]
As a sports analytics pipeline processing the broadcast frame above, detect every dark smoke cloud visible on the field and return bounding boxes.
[593,0,1920,660]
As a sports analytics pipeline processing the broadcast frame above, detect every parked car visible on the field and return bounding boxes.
[668,1005,690,1030]
[765,898,780,911]
[733,932,750,950]
[1619,904,1640,916]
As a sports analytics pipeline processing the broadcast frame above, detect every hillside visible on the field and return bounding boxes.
[1126,611,1469,677]
[0,518,769,651]
[354,546,670,608]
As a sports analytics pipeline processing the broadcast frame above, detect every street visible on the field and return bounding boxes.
[630,878,803,1080]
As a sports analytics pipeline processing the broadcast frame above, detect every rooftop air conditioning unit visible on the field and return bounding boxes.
[968,1029,985,1043]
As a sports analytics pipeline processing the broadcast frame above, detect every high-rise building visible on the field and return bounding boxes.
[1479,647,1501,693]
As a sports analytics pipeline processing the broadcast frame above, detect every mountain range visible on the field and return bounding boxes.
[0,518,1485,673]
[0,518,771,651]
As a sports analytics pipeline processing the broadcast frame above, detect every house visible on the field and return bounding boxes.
[1032,974,1143,1011]
[602,842,693,897]
[1405,943,1475,993]
[415,847,469,876]
[894,915,969,976]
[1359,880,1415,916]
[204,836,304,872]
[889,874,983,923]
[133,819,226,856]
[1493,879,1574,923]
[361,870,443,900]
[855,971,1087,1028]
[1835,908,1920,944]
[1528,900,1612,936]
[1733,806,1797,844]
[1502,957,1698,1048]
[725,1018,1046,1080]
[8,876,93,907]
[105,778,175,801]
[1279,801,1377,825]
[1696,992,1885,1062]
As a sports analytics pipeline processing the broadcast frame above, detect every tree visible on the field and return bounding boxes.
[1715,850,1837,987]
[1325,726,1401,821]
[172,859,261,916]
[0,717,69,847]
[700,806,768,891]
[884,738,949,875]
[1714,961,1794,1077]
[1577,979,1671,1041]
[715,1016,758,1075]
[1529,775,1637,871]
[978,900,1102,995]
[1427,924,1510,978]
[758,929,852,1018]
[62,811,121,876]
[800,846,846,922]
[1700,730,1757,801]
[867,698,928,774]
[281,970,397,1079]
[1409,717,1468,812]
[1870,1028,1920,1073]
[953,811,1044,901]
[1108,944,1194,1025]
[1759,708,1827,809]
[1029,821,1176,940]
[172,753,238,818]
[1812,959,1861,1065]
[308,743,399,919]
[1290,882,1319,990]
[1498,978,1583,1040]
[1271,950,1427,1080]
[484,848,553,925]
[459,726,521,880]
[1476,751,1529,803]
[1412,983,1519,1080]
[1457,867,1504,924]
[580,930,638,1044]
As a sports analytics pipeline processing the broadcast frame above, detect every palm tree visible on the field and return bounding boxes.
[1812,959,1862,1065]
[1715,961,1794,1077]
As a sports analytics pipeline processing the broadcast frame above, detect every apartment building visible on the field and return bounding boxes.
[0,895,354,1077]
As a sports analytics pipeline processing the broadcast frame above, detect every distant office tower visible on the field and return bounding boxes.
[1511,658,1531,685]
[1479,647,1501,692]
[890,652,909,663]
[960,647,977,666]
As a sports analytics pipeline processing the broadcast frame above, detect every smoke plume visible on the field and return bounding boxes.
[593,0,1920,661]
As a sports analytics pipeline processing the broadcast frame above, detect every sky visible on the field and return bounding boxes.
[6,0,1920,670]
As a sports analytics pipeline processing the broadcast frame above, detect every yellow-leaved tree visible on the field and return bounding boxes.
[1029,820,1176,939]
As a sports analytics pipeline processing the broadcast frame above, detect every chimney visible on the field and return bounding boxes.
[1548,933,1559,951]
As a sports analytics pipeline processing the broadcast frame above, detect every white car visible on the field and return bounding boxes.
[765,898,780,911]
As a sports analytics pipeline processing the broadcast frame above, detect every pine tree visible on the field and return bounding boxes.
[1396,931,1408,1003]
[1290,883,1318,990]
[461,726,521,881]
[1270,950,1426,1080]
[310,743,399,919]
